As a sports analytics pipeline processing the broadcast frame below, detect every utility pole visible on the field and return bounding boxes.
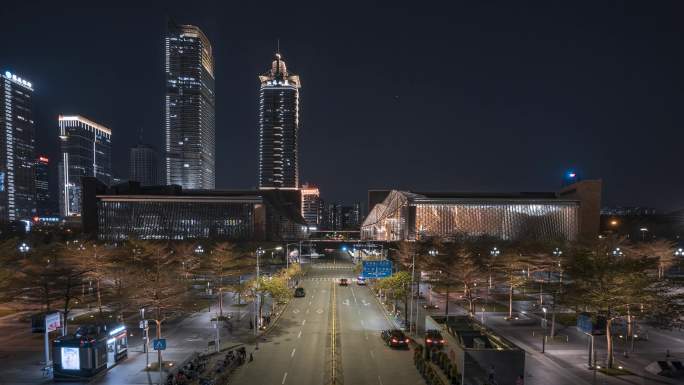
[254,247,261,350]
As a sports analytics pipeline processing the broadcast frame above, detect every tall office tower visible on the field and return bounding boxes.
[130,142,160,186]
[0,71,36,222]
[341,202,362,230]
[300,184,320,227]
[326,202,342,231]
[258,52,300,189]
[165,21,215,189]
[58,115,112,217]
[35,155,52,216]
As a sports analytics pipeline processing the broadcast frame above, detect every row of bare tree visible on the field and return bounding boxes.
[0,239,302,341]
[389,236,683,369]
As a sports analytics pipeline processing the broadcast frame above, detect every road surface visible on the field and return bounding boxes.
[231,251,423,385]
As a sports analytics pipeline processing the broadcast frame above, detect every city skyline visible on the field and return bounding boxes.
[1,2,683,210]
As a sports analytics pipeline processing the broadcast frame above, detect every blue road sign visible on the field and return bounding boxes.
[362,260,393,278]
[153,338,166,350]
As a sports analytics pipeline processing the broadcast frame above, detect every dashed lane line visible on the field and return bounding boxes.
[282,372,288,384]
[291,348,296,358]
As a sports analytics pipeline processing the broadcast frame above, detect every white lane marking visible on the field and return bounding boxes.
[351,286,358,304]
[309,301,312,306]
[302,319,306,325]
[316,309,324,314]
[369,350,375,359]
[378,375,383,385]
[282,372,288,384]
[292,309,300,314]
[306,309,310,314]
[360,319,365,327]
[343,299,350,306]
[297,330,302,339]
[291,348,296,358]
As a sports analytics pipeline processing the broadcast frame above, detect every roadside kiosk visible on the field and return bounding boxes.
[52,323,128,381]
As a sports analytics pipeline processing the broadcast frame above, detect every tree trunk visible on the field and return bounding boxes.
[539,281,543,305]
[445,286,450,321]
[219,287,224,317]
[96,278,103,318]
[606,318,614,368]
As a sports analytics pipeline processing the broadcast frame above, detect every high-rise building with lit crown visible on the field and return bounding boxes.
[0,70,36,223]
[35,155,53,216]
[258,52,300,189]
[300,184,320,227]
[58,115,111,217]
[165,20,215,189]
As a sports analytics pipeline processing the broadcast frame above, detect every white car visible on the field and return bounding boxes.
[356,276,366,285]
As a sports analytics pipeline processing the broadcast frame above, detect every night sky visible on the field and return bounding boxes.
[1,1,683,210]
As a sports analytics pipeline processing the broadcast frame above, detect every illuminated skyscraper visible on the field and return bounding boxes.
[300,184,320,227]
[258,52,300,189]
[35,155,53,216]
[165,21,215,189]
[58,115,111,217]
[0,70,36,222]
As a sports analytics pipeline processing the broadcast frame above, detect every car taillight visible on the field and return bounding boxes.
[405,339,410,343]
[426,338,432,343]
[391,338,397,343]
[440,339,446,343]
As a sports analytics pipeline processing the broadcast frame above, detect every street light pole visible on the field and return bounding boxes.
[254,247,261,350]
[409,251,416,334]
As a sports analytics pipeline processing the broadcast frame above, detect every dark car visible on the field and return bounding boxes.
[339,278,349,286]
[425,330,445,348]
[381,329,410,349]
[294,287,306,297]
[423,303,439,310]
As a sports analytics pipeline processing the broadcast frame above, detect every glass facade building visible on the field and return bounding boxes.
[58,115,112,217]
[258,53,300,189]
[362,190,580,242]
[83,179,308,241]
[165,21,215,189]
[98,196,262,241]
[0,71,35,222]
[129,143,160,186]
[300,184,320,227]
[35,155,53,216]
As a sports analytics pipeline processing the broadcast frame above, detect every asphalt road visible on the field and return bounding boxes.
[231,252,423,385]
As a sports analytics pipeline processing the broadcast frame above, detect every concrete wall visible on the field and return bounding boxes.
[558,179,603,240]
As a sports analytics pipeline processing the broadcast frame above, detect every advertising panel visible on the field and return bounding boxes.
[61,347,80,370]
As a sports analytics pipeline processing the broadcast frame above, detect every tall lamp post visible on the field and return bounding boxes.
[285,242,299,269]
[488,247,500,293]
[254,246,283,349]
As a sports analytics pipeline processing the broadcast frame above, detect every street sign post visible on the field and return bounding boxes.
[44,312,61,366]
[362,260,393,278]
[152,338,166,351]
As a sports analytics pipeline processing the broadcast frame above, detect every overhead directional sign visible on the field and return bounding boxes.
[153,338,166,351]
[362,260,393,278]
